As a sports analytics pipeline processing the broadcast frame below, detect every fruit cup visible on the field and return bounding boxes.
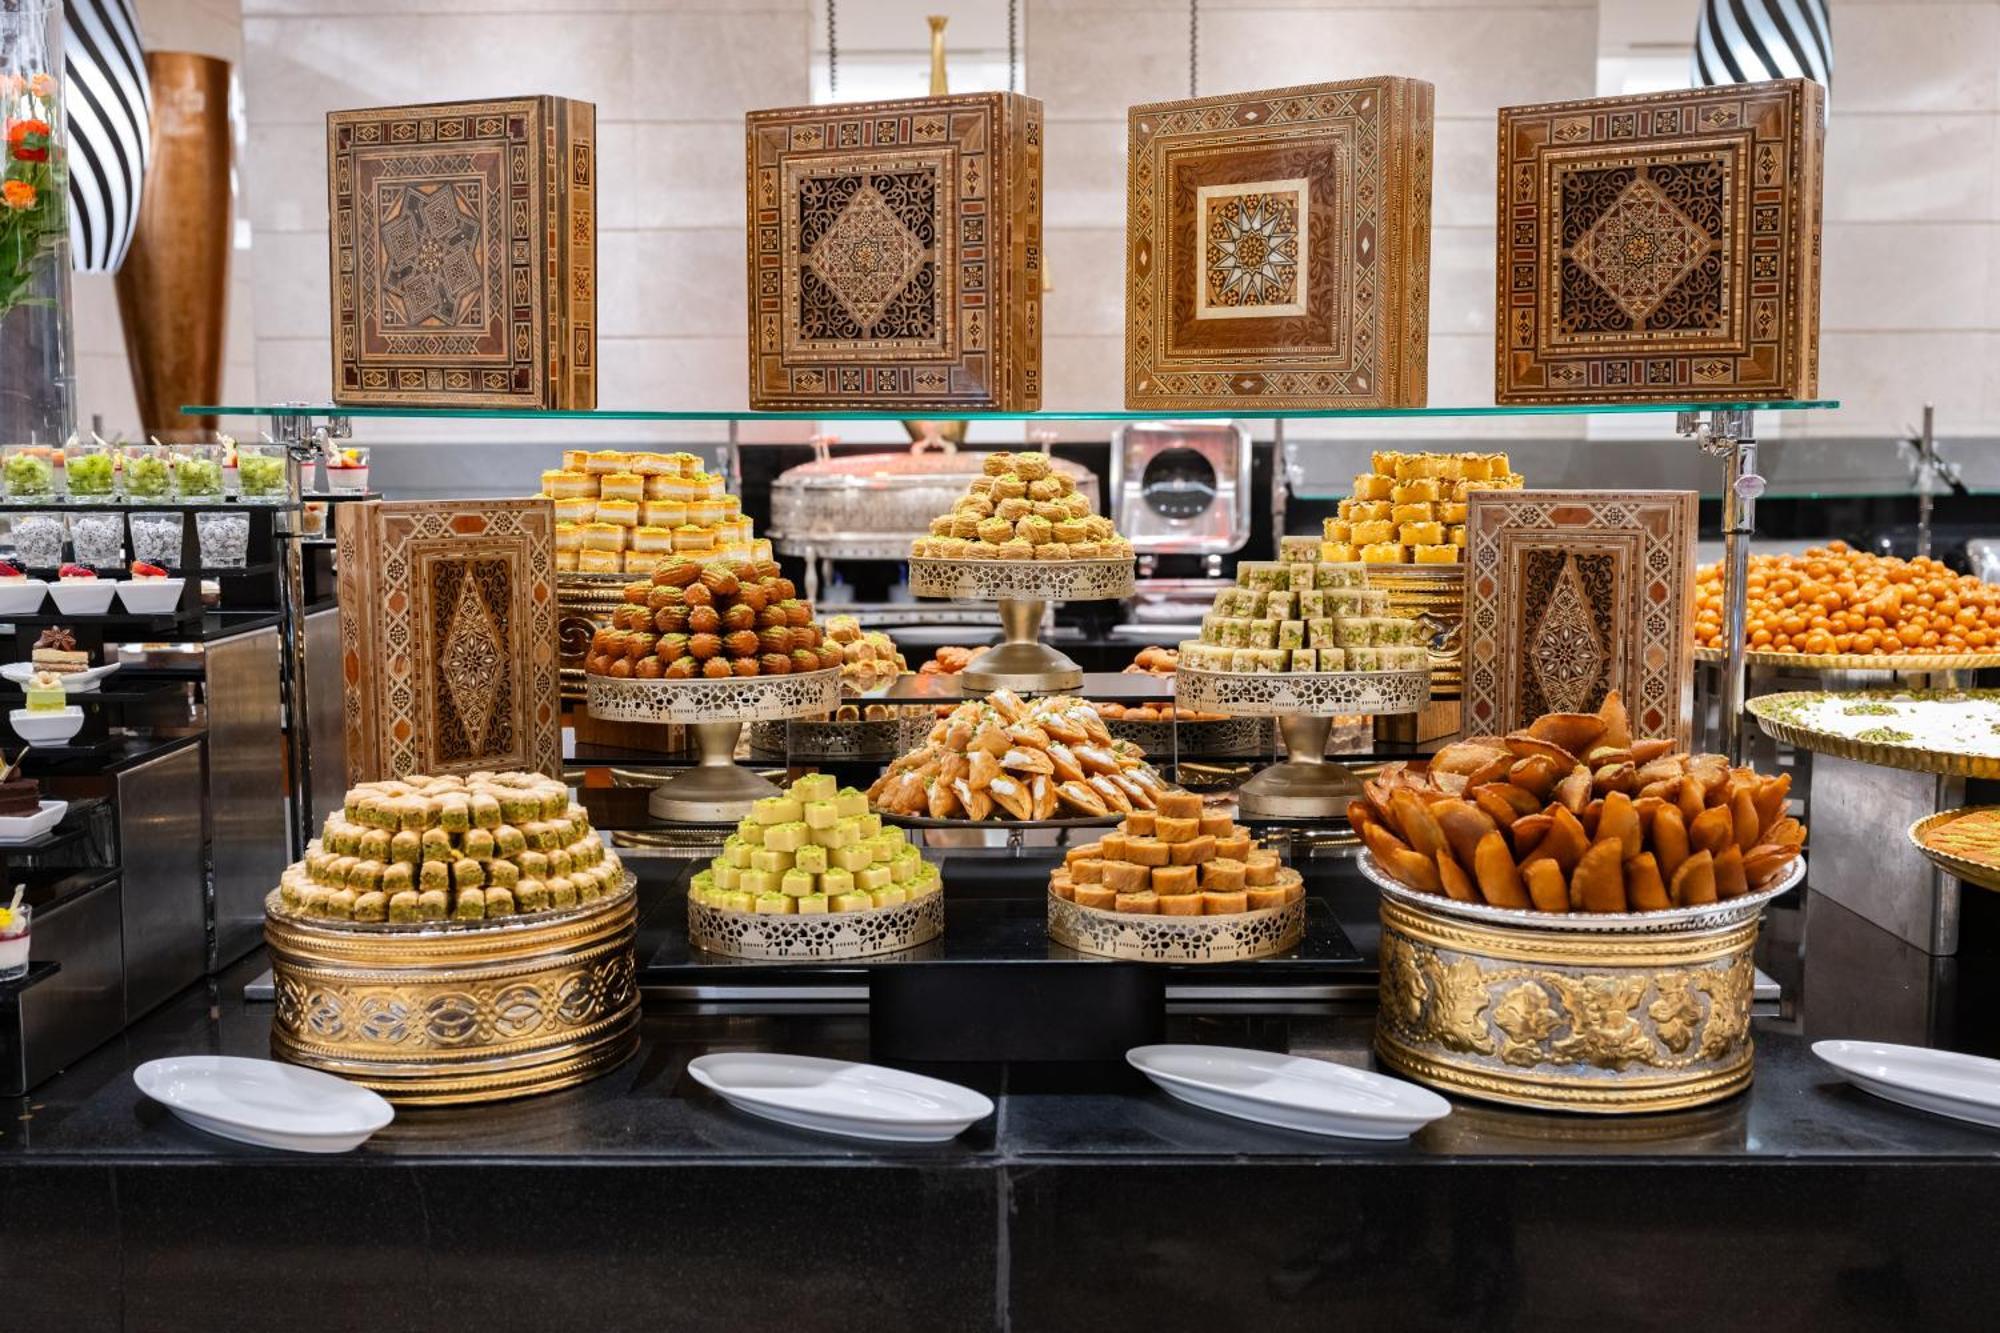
[236,444,288,502]
[0,902,29,981]
[326,446,370,492]
[173,444,227,503]
[2,445,60,500]
[123,444,177,502]
[63,437,119,502]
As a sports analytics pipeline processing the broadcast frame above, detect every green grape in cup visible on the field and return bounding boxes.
[3,450,55,497]
[127,453,174,498]
[67,451,115,497]
[239,452,286,498]
[176,454,224,500]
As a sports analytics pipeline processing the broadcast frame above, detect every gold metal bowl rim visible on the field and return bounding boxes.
[1908,807,2000,894]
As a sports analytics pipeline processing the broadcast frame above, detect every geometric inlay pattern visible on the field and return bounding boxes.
[1463,490,1698,745]
[803,177,934,338]
[1567,174,1715,328]
[747,92,1044,411]
[1497,77,1823,404]
[329,96,596,409]
[1197,178,1308,319]
[337,498,560,784]
[1127,76,1434,409]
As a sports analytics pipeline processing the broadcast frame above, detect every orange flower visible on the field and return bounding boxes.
[27,73,56,99]
[2,180,35,211]
[7,118,50,163]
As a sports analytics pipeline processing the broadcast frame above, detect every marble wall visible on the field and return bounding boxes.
[65,0,2000,450]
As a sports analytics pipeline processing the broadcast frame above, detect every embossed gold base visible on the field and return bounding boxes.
[1048,891,1304,962]
[266,885,640,1106]
[1373,892,1759,1114]
[960,597,1082,693]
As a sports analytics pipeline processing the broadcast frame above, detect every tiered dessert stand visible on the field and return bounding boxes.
[585,668,841,821]
[1177,665,1432,817]
[907,556,1135,692]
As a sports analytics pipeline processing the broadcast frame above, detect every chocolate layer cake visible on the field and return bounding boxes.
[0,777,42,817]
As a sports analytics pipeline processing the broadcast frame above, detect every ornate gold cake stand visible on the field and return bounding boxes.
[908,556,1135,692]
[1176,665,1430,817]
[265,879,640,1106]
[1366,565,1466,698]
[586,668,841,821]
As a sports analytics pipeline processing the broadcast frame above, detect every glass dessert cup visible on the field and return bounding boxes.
[128,511,187,569]
[122,444,177,502]
[173,443,226,503]
[63,437,119,502]
[0,903,29,981]
[1,444,61,500]
[235,443,288,503]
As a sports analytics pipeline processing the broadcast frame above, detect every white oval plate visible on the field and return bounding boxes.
[1813,1040,2000,1130]
[133,1055,394,1153]
[1127,1044,1451,1140]
[687,1052,993,1143]
[1,660,121,692]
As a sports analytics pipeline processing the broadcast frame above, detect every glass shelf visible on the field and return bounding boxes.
[185,401,1839,424]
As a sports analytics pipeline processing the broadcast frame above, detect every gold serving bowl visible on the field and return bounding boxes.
[1363,853,1801,1114]
[265,880,640,1106]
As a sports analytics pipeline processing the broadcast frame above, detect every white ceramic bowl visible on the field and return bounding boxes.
[47,580,118,615]
[9,706,83,744]
[0,579,48,615]
[114,577,185,614]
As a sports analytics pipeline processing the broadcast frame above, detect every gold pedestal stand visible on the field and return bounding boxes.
[1178,665,1431,819]
[909,556,1135,694]
[586,668,841,823]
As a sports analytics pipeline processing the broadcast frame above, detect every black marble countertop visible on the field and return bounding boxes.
[10,853,2000,1330]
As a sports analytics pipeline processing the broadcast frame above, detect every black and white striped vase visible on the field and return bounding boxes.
[1692,0,1832,103]
[64,0,148,274]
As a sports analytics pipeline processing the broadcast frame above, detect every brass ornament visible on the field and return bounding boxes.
[265,884,639,1106]
[1373,893,1759,1113]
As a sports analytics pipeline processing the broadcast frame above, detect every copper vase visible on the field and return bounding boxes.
[115,51,231,438]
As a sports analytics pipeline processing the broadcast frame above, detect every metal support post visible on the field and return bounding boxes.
[1677,409,1758,763]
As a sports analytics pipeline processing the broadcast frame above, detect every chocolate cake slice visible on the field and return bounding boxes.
[0,777,42,817]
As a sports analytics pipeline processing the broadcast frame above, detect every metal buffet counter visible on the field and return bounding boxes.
[7,784,2000,1331]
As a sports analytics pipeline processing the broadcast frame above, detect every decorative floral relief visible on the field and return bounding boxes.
[1493,982,1564,1067]
[1647,970,1705,1054]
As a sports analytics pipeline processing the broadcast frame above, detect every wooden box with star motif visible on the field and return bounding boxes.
[1124,77,1434,410]
[745,92,1043,412]
[1496,78,1823,404]
[1462,490,1698,746]
[327,96,596,409]
[336,498,561,785]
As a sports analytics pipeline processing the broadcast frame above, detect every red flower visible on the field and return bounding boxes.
[7,119,51,164]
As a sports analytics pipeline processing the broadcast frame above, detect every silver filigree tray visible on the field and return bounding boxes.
[1046,890,1305,962]
[687,890,945,960]
[746,713,934,761]
[585,667,841,725]
[1103,714,1266,756]
[908,556,1136,603]
[1175,665,1430,717]
[1358,850,1804,934]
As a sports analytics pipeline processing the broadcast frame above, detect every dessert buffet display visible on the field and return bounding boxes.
[264,772,639,1105]
[1910,807,2000,895]
[1694,544,2000,668]
[1747,690,2000,778]
[336,498,561,784]
[583,556,837,683]
[1175,551,1431,816]
[1358,697,1804,916]
[908,451,1136,691]
[1463,489,1698,745]
[1124,76,1435,410]
[686,774,945,959]
[327,97,597,410]
[1360,695,1807,1113]
[543,448,767,575]
[768,451,1097,563]
[1047,792,1306,961]
[746,619,919,762]
[746,92,1043,413]
[584,558,842,818]
[869,690,1168,824]
[1319,451,1521,565]
[1495,78,1823,405]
